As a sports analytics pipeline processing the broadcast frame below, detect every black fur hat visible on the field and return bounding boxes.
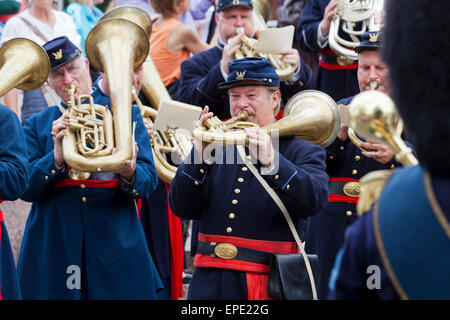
[382,0,450,177]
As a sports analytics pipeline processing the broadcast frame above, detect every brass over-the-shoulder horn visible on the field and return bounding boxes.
[0,38,50,97]
[193,90,341,148]
[62,17,149,174]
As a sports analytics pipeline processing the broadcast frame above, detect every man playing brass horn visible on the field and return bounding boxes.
[169,57,328,300]
[304,30,408,299]
[18,36,162,299]
[177,0,315,120]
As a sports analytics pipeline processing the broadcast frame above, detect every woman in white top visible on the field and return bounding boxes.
[1,0,81,122]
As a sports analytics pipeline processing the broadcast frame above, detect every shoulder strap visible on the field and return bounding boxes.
[236,145,318,300]
[18,16,49,43]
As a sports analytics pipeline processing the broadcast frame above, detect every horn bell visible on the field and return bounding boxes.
[264,90,341,147]
[349,90,418,166]
[0,38,50,96]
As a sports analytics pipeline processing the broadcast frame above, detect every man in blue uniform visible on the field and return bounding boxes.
[0,105,28,300]
[297,0,359,101]
[304,30,399,299]
[177,0,315,120]
[169,57,329,300]
[328,0,450,299]
[18,36,162,299]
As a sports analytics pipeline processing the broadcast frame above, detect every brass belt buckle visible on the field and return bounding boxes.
[343,181,361,197]
[68,168,91,180]
[214,243,238,259]
[337,55,355,66]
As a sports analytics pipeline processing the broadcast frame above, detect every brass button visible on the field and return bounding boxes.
[51,169,56,175]
[241,167,248,172]
[135,192,139,196]
[194,181,199,186]
[352,169,358,175]
[346,210,352,217]
[132,189,136,193]
[80,184,86,189]
[329,155,334,160]
[299,81,304,87]
[340,146,345,151]
[200,169,205,174]
[229,213,235,219]
[226,227,232,233]
[274,175,279,180]
[390,164,395,169]
[45,175,49,181]
[355,155,361,161]
[237,177,244,183]
[232,199,238,205]
[234,188,240,194]
[286,184,290,190]
[246,155,252,161]
[82,197,87,202]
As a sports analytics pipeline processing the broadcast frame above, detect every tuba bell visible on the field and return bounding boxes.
[100,5,171,110]
[329,0,384,60]
[62,17,149,174]
[0,38,50,97]
[193,90,341,148]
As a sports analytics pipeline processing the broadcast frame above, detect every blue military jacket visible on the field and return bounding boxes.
[177,45,315,119]
[296,0,359,101]
[18,89,162,299]
[0,105,28,300]
[328,166,450,299]
[169,137,329,299]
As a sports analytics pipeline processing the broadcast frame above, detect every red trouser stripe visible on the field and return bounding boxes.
[163,181,184,300]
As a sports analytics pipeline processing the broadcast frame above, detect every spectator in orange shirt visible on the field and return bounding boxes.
[149,0,210,98]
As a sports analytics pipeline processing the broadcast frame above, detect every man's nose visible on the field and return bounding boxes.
[368,66,378,79]
[63,71,74,84]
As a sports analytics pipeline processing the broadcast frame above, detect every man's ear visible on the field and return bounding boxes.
[272,89,281,115]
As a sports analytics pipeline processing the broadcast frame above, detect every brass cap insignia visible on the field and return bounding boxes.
[52,49,63,60]
[236,70,246,80]
[369,32,380,43]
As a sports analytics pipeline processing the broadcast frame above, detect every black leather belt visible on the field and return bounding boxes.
[197,241,273,265]
[320,53,358,67]
[328,180,361,197]
[66,169,119,181]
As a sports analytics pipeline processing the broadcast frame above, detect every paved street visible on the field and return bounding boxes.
[2,199,30,263]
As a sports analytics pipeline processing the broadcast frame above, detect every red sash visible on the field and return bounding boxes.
[53,179,121,189]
